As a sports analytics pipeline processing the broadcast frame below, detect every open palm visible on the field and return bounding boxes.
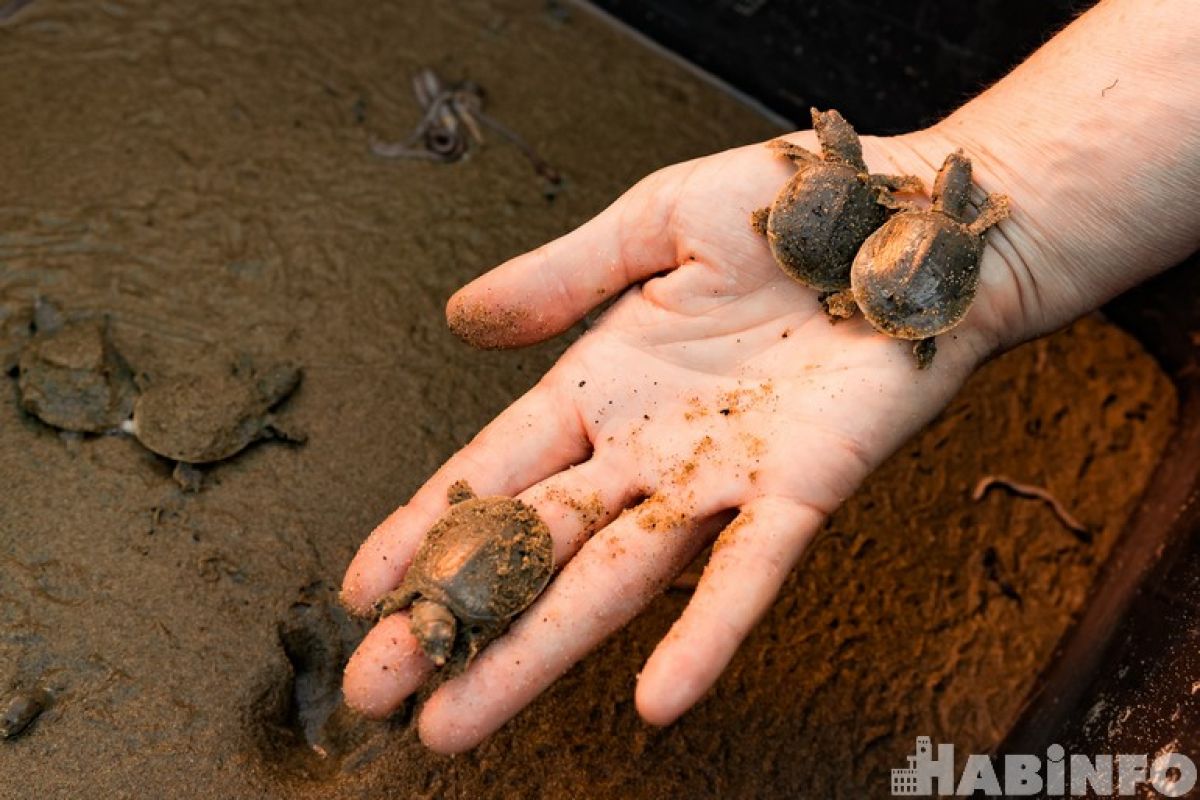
[340,129,1023,753]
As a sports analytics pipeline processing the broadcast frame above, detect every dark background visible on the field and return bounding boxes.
[588,0,1094,133]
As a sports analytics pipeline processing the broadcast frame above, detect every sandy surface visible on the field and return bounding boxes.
[0,1,1177,798]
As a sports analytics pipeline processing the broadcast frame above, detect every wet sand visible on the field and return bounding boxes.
[0,1,1177,798]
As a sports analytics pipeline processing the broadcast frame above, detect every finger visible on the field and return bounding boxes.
[514,452,642,564]
[342,613,433,719]
[635,496,822,726]
[416,498,730,754]
[341,380,589,614]
[446,163,691,349]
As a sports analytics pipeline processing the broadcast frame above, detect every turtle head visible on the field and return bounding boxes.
[410,599,457,667]
[932,150,973,222]
[811,108,865,171]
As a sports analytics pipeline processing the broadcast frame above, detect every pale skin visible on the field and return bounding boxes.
[342,0,1200,754]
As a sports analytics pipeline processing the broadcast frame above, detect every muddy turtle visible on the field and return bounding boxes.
[128,358,303,486]
[16,304,135,433]
[751,108,922,314]
[847,149,1011,368]
[375,480,553,667]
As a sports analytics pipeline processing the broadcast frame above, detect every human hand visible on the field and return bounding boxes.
[339,0,1200,754]
[339,127,1045,753]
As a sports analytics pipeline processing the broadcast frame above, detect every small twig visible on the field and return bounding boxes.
[971,475,1092,542]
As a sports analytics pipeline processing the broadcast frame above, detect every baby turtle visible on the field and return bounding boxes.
[751,108,922,313]
[848,149,1011,368]
[16,307,135,433]
[375,480,553,667]
[128,358,303,487]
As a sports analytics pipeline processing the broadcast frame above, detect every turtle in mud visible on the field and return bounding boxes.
[127,358,304,489]
[375,480,554,668]
[751,108,923,316]
[847,149,1011,368]
[15,302,136,433]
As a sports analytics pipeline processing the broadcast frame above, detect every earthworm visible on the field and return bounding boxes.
[472,109,562,185]
[371,67,561,186]
[971,475,1092,542]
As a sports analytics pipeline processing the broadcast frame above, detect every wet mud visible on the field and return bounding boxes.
[0,1,1177,798]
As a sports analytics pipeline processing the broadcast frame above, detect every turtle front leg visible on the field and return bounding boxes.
[968,192,1013,236]
[873,189,919,212]
[374,586,418,618]
[766,138,819,165]
[818,290,857,322]
[870,173,924,212]
[750,207,770,235]
[872,173,924,194]
[462,619,506,667]
[913,338,937,369]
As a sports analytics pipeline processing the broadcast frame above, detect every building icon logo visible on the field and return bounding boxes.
[891,736,939,795]
[887,735,1198,796]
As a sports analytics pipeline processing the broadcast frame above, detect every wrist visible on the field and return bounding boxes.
[885,0,1200,355]
[889,125,1066,355]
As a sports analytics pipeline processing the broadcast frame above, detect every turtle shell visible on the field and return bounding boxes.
[131,363,299,463]
[766,162,888,292]
[399,495,553,625]
[851,210,983,340]
[17,320,134,433]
